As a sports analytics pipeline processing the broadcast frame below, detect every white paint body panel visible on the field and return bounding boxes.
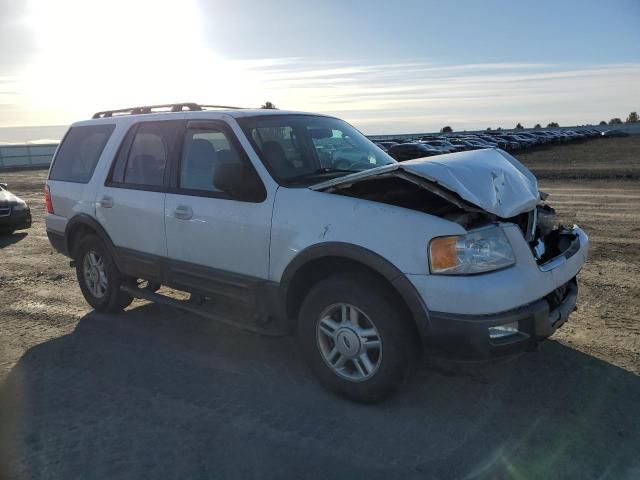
[96,188,167,257]
[269,187,466,281]
[164,193,274,278]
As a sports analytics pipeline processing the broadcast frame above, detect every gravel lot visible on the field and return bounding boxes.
[1,137,639,479]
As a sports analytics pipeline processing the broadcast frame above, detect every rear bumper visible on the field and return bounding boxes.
[47,229,70,256]
[425,278,578,361]
[0,208,31,230]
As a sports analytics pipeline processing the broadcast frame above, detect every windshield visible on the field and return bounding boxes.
[238,115,395,185]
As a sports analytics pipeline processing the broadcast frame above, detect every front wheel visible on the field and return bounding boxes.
[75,234,133,312]
[298,273,418,403]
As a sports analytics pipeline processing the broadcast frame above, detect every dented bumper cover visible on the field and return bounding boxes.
[425,278,578,360]
[408,224,588,360]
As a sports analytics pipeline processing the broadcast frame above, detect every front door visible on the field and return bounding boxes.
[164,120,273,295]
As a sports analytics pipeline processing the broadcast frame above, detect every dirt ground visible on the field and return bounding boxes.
[0,137,639,479]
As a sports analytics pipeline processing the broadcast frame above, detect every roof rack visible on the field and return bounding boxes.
[92,102,245,119]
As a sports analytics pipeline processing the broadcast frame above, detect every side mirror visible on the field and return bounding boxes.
[213,163,242,194]
[0,183,7,189]
[213,163,266,202]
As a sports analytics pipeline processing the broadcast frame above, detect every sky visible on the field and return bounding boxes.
[1,0,639,139]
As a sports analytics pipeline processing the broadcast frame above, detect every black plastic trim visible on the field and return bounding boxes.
[428,279,578,361]
[46,229,68,256]
[64,214,119,262]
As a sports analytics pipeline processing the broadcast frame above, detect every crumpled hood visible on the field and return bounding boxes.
[311,148,540,218]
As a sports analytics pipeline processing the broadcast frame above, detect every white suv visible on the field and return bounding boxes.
[45,103,588,402]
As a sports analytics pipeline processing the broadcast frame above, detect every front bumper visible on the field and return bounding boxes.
[425,278,578,360]
[0,207,31,231]
[408,224,587,361]
[409,225,588,316]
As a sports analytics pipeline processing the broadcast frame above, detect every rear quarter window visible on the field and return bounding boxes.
[49,124,115,183]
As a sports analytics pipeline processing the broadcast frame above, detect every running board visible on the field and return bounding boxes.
[121,285,291,337]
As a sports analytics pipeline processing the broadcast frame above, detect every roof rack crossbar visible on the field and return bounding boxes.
[92,102,244,119]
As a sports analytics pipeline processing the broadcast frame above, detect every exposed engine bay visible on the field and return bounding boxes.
[324,174,577,267]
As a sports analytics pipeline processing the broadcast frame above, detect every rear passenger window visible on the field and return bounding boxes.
[49,124,115,183]
[109,121,181,189]
[124,128,167,186]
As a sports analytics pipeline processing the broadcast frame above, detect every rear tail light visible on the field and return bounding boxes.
[44,185,54,214]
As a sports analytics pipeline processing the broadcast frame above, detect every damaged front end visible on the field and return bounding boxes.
[311,148,584,270]
[507,202,583,270]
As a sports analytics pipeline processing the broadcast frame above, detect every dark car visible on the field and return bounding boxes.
[374,141,399,151]
[0,182,32,235]
[477,135,509,150]
[449,139,487,151]
[420,140,462,153]
[387,142,440,161]
[458,136,499,148]
[602,129,629,138]
[490,135,521,150]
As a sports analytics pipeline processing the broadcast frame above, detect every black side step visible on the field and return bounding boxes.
[121,285,291,337]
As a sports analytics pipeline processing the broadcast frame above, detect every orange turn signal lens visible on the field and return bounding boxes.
[429,236,460,272]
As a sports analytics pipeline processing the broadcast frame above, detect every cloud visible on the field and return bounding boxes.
[233,60,640,133]
[2,54,638,133]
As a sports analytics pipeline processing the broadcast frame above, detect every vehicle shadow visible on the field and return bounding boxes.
[1,303,638,480]
[0,232,27,249]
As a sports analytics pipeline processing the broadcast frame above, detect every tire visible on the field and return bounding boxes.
[298,273,419,403]
[74,234,133,312]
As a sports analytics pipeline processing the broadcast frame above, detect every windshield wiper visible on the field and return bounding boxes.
[285,168,361,183]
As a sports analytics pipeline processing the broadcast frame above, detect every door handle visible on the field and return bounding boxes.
[174,205,193,220]
[99,196,114,208]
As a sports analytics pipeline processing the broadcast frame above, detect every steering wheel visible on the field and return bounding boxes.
[332,158,356,170]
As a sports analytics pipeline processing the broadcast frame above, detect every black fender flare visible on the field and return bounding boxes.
[279,242,432,339]
[64,214,120,265]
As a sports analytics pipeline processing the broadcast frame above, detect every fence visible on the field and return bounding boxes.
[0,144,59,169]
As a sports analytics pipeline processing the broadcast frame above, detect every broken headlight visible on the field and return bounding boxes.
[429,226,516,275]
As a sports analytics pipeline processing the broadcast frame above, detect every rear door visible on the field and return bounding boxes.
[96,120,183,279]
[164,120,272,293]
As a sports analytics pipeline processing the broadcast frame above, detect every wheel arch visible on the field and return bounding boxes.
[280,242,431,343]
[65,214,118,262]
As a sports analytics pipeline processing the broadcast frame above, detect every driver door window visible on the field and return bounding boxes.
[180,129,243,193]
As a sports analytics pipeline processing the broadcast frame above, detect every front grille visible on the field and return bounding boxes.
[0,206,10,217]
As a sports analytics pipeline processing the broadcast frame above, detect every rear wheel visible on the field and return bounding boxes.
[75,234,133,312]
[298,273,418,403]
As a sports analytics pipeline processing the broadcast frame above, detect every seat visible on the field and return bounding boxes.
[182,139,217,191]
[126,153,164,186]
[261,141,297,177]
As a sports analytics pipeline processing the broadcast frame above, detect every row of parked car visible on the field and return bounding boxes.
[372,128,605,161]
